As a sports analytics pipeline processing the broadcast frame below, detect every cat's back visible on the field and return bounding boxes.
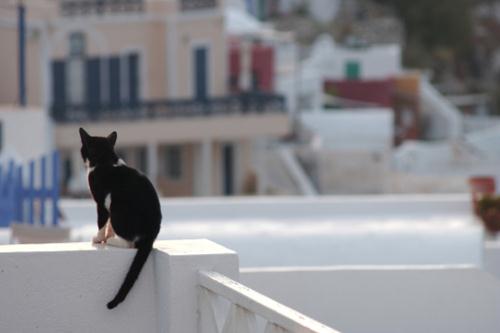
[111,165,155,193]
[109,165,161,218]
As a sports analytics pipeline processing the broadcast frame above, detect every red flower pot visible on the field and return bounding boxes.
[469,176,496,215]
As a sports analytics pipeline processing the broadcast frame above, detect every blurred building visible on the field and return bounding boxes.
[242,0,280,21]
[0,0,289,197]
[271,33,466,195]
[290,34,402,110]
[282,34,419,146]
[225,1,295,97]
[242,0,341,24]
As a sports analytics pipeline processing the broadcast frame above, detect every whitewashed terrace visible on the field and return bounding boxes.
[47,194,484,267]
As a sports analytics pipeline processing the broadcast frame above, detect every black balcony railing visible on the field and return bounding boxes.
[180,0,217,11]
[51,93,286,123]
[60,0,144,16]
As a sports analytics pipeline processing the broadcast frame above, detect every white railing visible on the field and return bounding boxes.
[198,271,340,333]
[420,79,463,140]
[278,146,318,197]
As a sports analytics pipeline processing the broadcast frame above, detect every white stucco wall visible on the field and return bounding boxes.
[484,241,500,279]
[241,266,500,333]
[0,106,54,163]
[301,110,394,151]
[302,35,402,82]
[300,110,394,194]
[0,240,238,333]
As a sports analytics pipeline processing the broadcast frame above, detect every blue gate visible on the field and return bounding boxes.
[0,151,60,227]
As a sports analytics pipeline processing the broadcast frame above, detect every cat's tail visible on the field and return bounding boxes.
[107,238,154,309]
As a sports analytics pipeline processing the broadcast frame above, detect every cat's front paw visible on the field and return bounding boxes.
[92,235,106,244]
[92,227,106,244]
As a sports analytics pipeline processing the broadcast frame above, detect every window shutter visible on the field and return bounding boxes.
[85,57,101,116]
[128,53,139,108]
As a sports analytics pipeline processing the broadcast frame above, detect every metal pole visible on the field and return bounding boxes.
[18,1,26,107]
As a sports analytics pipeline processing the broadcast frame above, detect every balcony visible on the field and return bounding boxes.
[60,0,144,17]
[51,93,286,123]
[180,0,217,12]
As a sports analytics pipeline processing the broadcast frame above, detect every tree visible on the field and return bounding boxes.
[372,0,474,68]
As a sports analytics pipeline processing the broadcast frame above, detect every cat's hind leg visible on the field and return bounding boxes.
[94,219,115,244]
[106,236,134,248]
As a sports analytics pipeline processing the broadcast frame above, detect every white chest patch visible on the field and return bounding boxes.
[113,159,126,167]
[104,193,112,212]
[85,159,95,177]
[85,160,95,195]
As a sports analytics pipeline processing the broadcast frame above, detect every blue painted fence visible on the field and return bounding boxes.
[0,151,60,227]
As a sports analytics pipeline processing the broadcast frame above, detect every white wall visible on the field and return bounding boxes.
[301,110,394,151]
[484,241,500,279]
[391,126,500,193]
[241,266,500,333]
[300,110,393,194]
[389,172,471,193]
[0,106,54,163]
[313,150,391,194]
[298,35,401,96]
[303,35,401,81]
[0,240,238,333]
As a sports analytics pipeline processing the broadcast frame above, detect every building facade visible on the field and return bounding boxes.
[0,0,289,197]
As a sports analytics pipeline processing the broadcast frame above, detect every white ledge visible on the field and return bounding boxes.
[0,239,235,254]
[0,239,239,333]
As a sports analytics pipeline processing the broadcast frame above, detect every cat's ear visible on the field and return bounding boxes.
[79,128,90,145]
[107,131,117,146]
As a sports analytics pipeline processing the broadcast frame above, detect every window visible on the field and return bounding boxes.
[180,0,217,11]
[251,70,260,92]
[127,53,140,107]
[108,52,140,110]
[194,47,208,100]
[69,32,85,58]
[108,56,121,109]
[67,58,85,105]
[115,52,141,108]
[345,61,361,80]
[67,32,86,105]
[165,145,182,180]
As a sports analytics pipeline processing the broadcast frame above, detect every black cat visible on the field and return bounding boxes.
[79,128,161,309]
